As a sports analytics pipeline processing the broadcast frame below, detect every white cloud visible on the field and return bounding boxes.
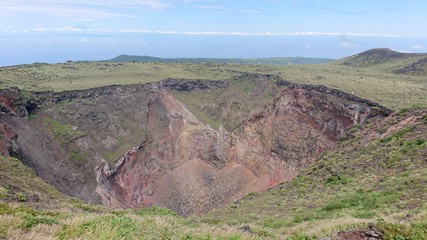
[398,49,414,53]
[340,41,357,48]
[1,29,18,33]
[182,31,249,36]
[155,30,176,34]
[304,44,311,49]
[183,0,213,3]
[198,5,224,10]
[35,26,86,32]
[0,0,170,21]
[198,5,261,14]
[3,0,171,9]
[238,9,261,14]
[122,0,171,9]
[81,38,90,42]
[410,44,426,51]
[0,2,125,21]
[400,44,426,53]
[1,27,421,39]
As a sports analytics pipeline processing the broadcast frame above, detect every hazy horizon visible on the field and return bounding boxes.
[1,0,427,66]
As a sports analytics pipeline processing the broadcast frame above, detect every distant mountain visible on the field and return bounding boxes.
[107,54,333,65]
[337,48,407,65]
[334,48,427,75]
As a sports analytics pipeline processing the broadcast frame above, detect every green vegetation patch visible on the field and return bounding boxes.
[43,118,85,142]
[381,126,414,143]
[102,151,115,162]
[0,203,13,215]
[322,189,399,212]
[22,215,58,229]
[57,213,250,240]
[135,205,177,217]
[28,113,37,121]
[0,186,8,199]
[171,75,279,131]
[325,174,352,186]
[69,149,86,162]
[58,215,142,240]
[377,219,427,240]
[0,156,67,203]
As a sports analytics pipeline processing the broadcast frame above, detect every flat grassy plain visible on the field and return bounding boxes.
[108,54,333,65]
[0,52,426,110]
[0,62,238,91]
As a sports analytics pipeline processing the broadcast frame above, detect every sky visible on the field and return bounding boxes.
[1,0,427,66]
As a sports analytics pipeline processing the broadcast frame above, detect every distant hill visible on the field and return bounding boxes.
[335,48,427,74]
[107,54,333,65]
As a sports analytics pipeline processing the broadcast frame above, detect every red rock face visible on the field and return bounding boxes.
[0,89,25,158]
[0,123,17,156]
[96,86,385,215]
[96,91,237,214]
[0,89,27,117]
[0,76,389,214]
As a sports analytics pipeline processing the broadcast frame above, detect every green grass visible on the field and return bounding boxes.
[325,174,352,186]
[377,218,427,240]
[43,118,85,142]
[102,151,115,162]
[134,205,177,217]
[171,76,279,131]
[0,204,256,240]
[41,118,89,163]
[57,215,142,240]
[1,56,426,110]
[22,215,58,229]
[0,62,238,92]
[109,54,333,65]
[28,113,37,121]
[172,90,222,130]
[56,212,251,240]
[321,189,399,212]
[0,156,67,205]
[69,149,86,162]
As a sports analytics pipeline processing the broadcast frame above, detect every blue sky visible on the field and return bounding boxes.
[1,0,427,66]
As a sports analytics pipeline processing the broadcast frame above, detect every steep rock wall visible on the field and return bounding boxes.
[0,74,390,213]
[0,79,228,203]
[96,76,390,214]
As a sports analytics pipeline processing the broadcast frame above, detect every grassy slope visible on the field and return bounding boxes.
[0,156,73,209]
[171,76,284,131]
[206,107,427,239]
